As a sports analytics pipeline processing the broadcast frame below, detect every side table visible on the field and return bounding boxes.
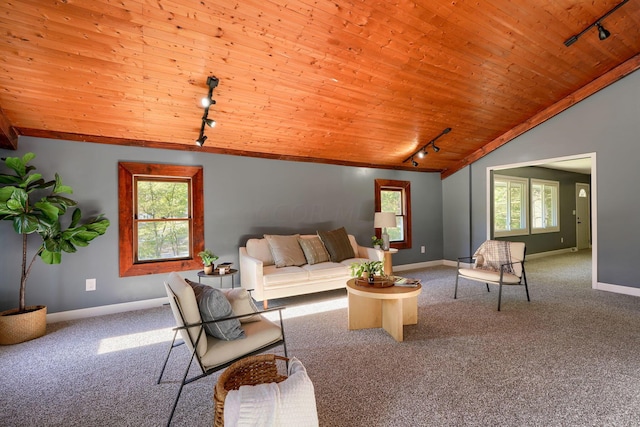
[346,278,421,342]
[197,269,238,288]
[382,248,398,276]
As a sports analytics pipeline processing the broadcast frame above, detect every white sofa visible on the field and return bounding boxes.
[239,233,382,307]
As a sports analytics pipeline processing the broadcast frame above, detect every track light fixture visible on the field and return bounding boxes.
[597,23,611,40]
[563,0,628,47]
[404,127,451,167]
[195,76,219,146]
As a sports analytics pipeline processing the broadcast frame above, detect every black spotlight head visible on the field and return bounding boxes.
[196,135,207,147]
[432,144,440,153]
[412,160,419,167]
[205,118,216,128]
[597,23,610,40]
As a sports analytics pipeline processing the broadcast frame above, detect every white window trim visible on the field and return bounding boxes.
[531,178,560,234]
[493,174,529,237]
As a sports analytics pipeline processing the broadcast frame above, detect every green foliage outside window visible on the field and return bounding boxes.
[380,189,403,241]
[136,180,190,261]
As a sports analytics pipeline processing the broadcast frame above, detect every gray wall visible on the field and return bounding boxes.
[0,140,442,313]
[443,69,640,289]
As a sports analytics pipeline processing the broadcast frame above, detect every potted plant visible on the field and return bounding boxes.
[350,260,384,283]
[0,152,110,345]
[198,248,218,274]
[371,236,384,249]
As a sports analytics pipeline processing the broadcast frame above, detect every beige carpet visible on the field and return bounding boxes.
[2,250,640,426]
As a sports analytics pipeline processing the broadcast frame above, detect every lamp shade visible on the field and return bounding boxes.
[374,212,397,229]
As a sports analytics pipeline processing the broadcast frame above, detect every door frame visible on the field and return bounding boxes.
[486,152,597,289]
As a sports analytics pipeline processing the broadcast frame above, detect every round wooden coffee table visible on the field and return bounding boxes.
[346,278,422,342]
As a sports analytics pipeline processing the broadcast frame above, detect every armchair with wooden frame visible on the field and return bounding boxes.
[157,272,288,426]
[454,240,529,311]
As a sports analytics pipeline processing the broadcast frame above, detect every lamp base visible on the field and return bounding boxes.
[382,231,390,251]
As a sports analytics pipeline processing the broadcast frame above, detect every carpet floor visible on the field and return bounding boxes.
[2,249,639,426]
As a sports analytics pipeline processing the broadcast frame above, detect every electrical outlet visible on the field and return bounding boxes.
[86,278,96,291]
[421,246,426,253]
[561,237,564,243]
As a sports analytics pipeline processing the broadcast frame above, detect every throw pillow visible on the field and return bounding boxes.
[264,234,307,268]
[222,288,261,323]
[298,236,330,265]
[186,279,245,340]
[318,227,355,262]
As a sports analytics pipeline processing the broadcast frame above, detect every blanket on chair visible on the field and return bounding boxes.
[473,240,514,274]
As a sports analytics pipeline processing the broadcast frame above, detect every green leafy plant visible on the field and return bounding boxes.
[0,153,110,313]
[198,249,218,266]
[371,236,384,247]
[350,260,384,278]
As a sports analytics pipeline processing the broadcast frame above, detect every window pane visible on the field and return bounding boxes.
[137,220,190,261]
[137,181,189,219]
[388,217,404,241]
[494,182,508,231]
[381,190,402,214]
[509,184,523,229]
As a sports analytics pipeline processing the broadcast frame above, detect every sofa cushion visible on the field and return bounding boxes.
[318,227,355,262]
[265,234,307,268]
[302,262,348,280]
[246,238,275,266]
[298,236,330,265]
[263,265,310,286]
[187,280,246,340]
[222,288,260,323]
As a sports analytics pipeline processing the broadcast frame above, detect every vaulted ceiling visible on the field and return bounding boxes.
[1,0,638,178]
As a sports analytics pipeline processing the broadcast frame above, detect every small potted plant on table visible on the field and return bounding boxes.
[371,236,384,249]
[350,260,384,284]
[198,249,218,275]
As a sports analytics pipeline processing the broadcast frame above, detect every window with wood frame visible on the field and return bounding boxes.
[374,179,411,249]
[118,162,204,277]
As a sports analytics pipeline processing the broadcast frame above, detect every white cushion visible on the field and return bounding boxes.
[222,288,260,323]
[263,265,309,286]
[246,238,275,266]
[458,267,521,284]
[199,316,283,370]
[302,262,348,280]
[165,272,208,356]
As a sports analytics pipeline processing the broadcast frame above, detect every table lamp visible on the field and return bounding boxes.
[374,212,397,250]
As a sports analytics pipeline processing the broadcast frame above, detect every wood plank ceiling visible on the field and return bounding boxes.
[0,0,639,177]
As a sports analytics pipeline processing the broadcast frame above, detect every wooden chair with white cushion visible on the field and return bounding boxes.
[157,272,287,426]
[454,240,529,311]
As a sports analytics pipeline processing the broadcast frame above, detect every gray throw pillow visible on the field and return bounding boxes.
[298,236,330,265]
[186,280,245,341]
[318,227,355,262]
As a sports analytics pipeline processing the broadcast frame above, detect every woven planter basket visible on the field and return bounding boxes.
[213,354,289,427]
[0,305,47,345]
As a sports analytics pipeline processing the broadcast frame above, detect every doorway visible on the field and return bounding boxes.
[486,152,597,290]
[576,183,591,250]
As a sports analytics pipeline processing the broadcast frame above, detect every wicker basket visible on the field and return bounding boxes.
[213,354,289,427]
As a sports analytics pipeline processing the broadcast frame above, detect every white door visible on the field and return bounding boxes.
[576,183,591,250]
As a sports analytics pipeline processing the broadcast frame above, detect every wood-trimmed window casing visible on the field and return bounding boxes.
[118,162,204,277]
[374,179,412,250]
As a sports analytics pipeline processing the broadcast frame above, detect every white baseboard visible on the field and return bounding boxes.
[46,297,169,324]
[525,247,575,260]
[394,260,444,272]
[595,282,640,297]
